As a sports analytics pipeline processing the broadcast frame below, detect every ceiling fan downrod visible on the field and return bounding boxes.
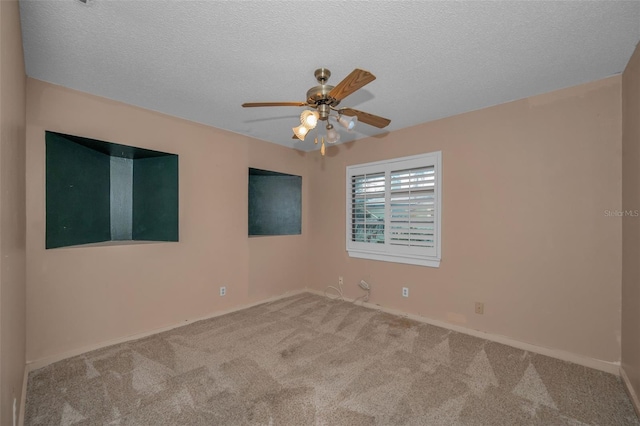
[314,68,331,84]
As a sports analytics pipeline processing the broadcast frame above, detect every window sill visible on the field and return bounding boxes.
[347,249,441,268]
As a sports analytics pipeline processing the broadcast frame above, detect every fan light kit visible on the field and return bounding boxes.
[243,68,391,156]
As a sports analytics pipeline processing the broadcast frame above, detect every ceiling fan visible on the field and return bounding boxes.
[242,68,391,155]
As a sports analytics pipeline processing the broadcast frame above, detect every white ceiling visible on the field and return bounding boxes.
[19,1,640,151]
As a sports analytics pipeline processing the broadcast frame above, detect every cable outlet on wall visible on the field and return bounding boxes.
[220,286,226,296]
[475,302,484,314]
[402,287,409,298]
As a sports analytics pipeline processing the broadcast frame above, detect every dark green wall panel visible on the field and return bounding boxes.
[46,132,111,248]
[248,169,301,236]
[132,156,179,242]
[46,131,179,248]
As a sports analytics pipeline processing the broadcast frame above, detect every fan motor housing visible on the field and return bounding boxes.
[306,85,340,110]
[307,68,340,120]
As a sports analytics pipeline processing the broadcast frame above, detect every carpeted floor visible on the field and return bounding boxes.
[26,292,639,425]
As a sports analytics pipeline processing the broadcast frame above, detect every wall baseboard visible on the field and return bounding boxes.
[25,288,308,373]
[621,366,640,419]
[18,366,27,426]
[305,289,620,375]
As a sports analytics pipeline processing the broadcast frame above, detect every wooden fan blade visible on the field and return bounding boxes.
[328,69,376,101]
[292,134,299,140]
[340,108,391,128]
[242,102,306,107]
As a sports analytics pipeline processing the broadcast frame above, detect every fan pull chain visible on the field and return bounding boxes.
[321,138,326,156]
[314,136,318,144]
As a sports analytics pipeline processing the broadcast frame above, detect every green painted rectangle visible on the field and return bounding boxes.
[132,155,179,242]
[46,132,111,248]
[46,131,179,248]
[248,169,301,236]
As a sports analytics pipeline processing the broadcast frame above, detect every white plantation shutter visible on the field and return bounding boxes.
[389,166,436,253]
[350,172,385,244]
[346,152,441,267]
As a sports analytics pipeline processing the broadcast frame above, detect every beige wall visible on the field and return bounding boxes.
[622,42,640,405]
[26,79,308,362]
[0,0,27,423]
[307,77,622,363]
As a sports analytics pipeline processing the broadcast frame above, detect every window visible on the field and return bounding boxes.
[346,151,441,267]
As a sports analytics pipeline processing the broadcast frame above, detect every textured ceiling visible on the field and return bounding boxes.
[19,1,640,151]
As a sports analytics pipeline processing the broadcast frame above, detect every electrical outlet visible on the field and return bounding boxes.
[402,287,409,298]
[339,276,344,286]
[475,302,484,314]
[220,286,226,296]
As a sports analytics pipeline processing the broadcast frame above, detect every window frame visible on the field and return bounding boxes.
[346,151,442,268]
